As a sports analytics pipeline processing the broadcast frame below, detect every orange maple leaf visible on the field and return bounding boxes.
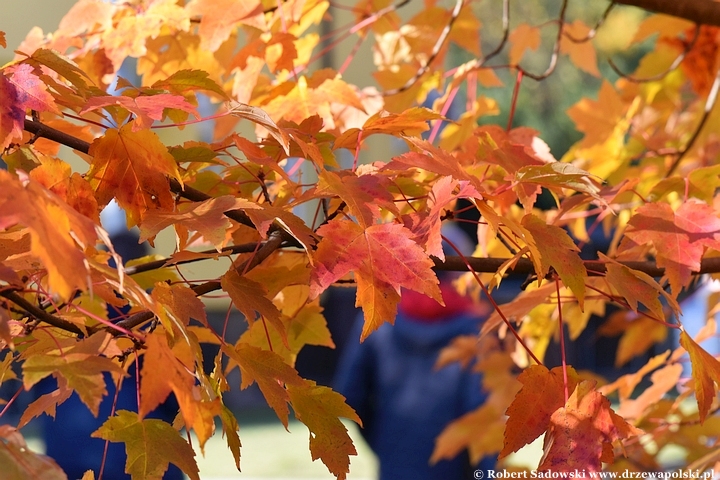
[221,268,287,346]
[602,254,680,321]
[315,170,398,229]
[402,177,482,260]
[620,200,720,294]
[500,365,580,459]
[566,80,626,148]
[679,329,720,423]
[431,403,505,466]
[509,23,541,65]
[0,425,67,479]
[87,122,182,226]
[560,20,600,77]
[287,381,361,480]
[139,195,258,250]
[223,343,304,427]
[22,333,126,416]
[522,214,587,307]
[310,219,442,340]
[0,170,101,299]
[18,376,72,428]
[81,93,198,131]
[28,155,100,222]
[538,381,642,472]
[139,332,196,421]
[92,410,200,480]
[187,0,265,52]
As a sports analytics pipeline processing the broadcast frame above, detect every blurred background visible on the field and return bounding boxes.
[0,0,707,478]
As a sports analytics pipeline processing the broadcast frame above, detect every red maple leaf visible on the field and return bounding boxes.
[620,200,720,294]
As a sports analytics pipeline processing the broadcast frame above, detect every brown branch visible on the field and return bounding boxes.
[23,118,301,246]
[608,24,700,83]
[616,0,720,27]
[383,0,464,96]
[124,242,266,276]
[520,0,569,81]
[1,291,84,335]
[434,255,720,277]
[113,231,287,333]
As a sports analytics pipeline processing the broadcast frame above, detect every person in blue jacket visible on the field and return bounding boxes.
[334,225,496,479]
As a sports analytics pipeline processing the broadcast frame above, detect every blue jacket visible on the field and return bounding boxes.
[334,310,496,480]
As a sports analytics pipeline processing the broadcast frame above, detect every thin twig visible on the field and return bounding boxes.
[1,290,84,335]
[608,24,700,83]
[383,0,465,96]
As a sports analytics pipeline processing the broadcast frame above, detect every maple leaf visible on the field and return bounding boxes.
[86,122,182,226]
[22,334,126,416]
[23,48,94,98]
[151,283,207,327]
[0,170,101,299]
[620,200,720,294]
[605,315,668,367]
[521,214,587,307]
[315,170,398,228]
[222,268,284,339]
[560,20,600,76]
[538,381,641,472]
[139,195,258,250]
[287,381,361,480]
[227,101,292,154]
[0,73,27,149]
[151,69,229,100]
[18,377,72,428]
[567,80,627,148]
[223,343,304,427]
[139,332,195,420]
[515,162,602,201]
[679,329,720,423]
[219,406,241,470]
[403,177,482,260]
[632,14,695,44]
[92,410,200,480]
[262,73,365,131]
[186,0,265,52]
[244,203,318,254]
[431,404,505,466]
[602,254,680,321]
[509,24,541,65]
[334,107,442,151]
[28,154,100,222]
[4,64,61,115]
[80,94,198,131]
[240,296,333,366]
[310,219,441,339]
[0,425,67,480]
[500,365,580,459]
[616,363,683,420]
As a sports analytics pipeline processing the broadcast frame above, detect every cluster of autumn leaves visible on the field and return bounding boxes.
[2,0,720,478]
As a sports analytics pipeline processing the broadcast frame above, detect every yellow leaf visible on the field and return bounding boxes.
[679,329,720,423]
[92,410,200,480]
